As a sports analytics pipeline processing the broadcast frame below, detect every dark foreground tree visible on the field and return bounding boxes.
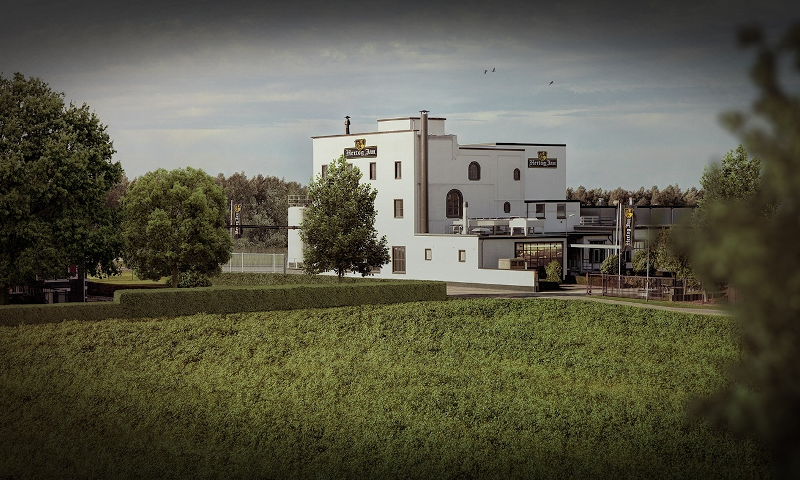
[0,73,123,304]
[687,23,800,479]
[300,155,390,281]
[121,167,232,288]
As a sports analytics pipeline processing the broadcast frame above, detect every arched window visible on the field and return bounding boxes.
[503,202,511,214]
[446,189,463,218]
[513,168,521,181]
[468,161,481,181]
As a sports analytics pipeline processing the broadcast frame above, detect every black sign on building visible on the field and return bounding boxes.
[344,138,378,158]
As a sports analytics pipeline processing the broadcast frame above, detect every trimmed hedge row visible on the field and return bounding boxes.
[0,281,447,325]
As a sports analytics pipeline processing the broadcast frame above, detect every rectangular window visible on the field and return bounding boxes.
[557,203,566,219]
[395,161,402,179]
[369,162,377,180]
[535,203,545,219]
[458,250,466,262]
[392,246,406,273]
[347,163,353,172]
[515,242,564,270]
[425,248,432,261]
[394,199,404,218]
[321,164,328,177]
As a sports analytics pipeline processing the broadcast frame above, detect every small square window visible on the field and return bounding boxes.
[535,204,545,219]
[395,161,402,179]
[458,250,466,262]
[394,199,404,218]
[425,248,432,261]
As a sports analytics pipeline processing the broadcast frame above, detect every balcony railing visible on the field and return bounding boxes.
[579,215,617,226]
[449,217,545,236]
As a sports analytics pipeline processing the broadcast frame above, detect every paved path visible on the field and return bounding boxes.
[446,284,730,316]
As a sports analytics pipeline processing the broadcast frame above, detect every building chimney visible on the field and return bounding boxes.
[344,116,351,134]
[419,110,429,233]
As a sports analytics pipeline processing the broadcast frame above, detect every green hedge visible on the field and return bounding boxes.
[0,281,446,325]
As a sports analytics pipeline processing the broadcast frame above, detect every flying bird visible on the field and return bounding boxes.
[549,80,554,85]
[492,68,496,72]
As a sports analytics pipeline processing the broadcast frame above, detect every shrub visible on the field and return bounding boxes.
[601,254,619,274]
[174,270,212,288]
[544,260,563,284]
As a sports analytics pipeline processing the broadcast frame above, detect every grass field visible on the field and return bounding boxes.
[0,297,771,479]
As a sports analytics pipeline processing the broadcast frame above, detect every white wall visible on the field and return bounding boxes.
[521,144,567,200]
[313,130,419,245]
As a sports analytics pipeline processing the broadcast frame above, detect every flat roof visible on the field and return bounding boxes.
[459,146,525,152]
[377,116,447,121]
[468,142,567,148]
[311,130,421,139]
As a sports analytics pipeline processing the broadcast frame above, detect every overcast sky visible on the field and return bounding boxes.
[2,0,797,189]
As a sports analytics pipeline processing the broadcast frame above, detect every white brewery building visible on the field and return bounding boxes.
[288,112,690,287]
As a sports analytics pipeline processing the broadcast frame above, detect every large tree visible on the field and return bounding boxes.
[300,155,389,281]
[121,167,232,288]
[0,73,123,304]
[687,23,800,478]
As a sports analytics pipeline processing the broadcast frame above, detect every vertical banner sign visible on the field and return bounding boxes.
[234,203,242,239]
[623,207,635,251]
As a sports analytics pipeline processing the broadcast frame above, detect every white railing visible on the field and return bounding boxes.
[223,253,286,273]
[580,215,616,226]
[288,195,310,207]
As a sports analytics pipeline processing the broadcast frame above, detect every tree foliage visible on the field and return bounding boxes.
[687,23,800,478]
[121,167,232,288]
[214,172,307,251]
[630,247,656,276]
[652,229,695,280]
[600,254,619,275]
[0,73,123,304]
[299,155,390,281]
[694,144,765,231]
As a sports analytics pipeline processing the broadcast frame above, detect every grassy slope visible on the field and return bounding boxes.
[0,298,771,479]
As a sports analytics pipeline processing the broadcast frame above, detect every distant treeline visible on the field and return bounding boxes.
[214,172,307,251]
[566,184,702,206]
